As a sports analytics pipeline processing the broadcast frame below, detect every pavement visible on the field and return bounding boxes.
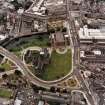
[56,48,68,54]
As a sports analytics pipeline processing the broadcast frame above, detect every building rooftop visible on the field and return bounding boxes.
[0,34,7,41]
[80,51,85,57]
[71,0,83,4]
[79,25,105,39]
[14,99,22,105]
[17,8,24,14]
[38,101,44,105]
[55,32,64,43]
[45,0,63,6]
[92,50,101,55]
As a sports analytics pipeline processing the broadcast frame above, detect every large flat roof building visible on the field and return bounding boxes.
[79,25,105,39]
[78,25,105,44]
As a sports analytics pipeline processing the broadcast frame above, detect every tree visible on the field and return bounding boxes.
[2,73,8,79]
[62,27,67,32]
[92,37,97,43]
[50,86,56,92]
[37,36,43,41]
[62,89,67,93]
[10,0,23,10]
[48,28,55,33]
[56,88,60,92]
[46,42,51,47]
[56,27,61,31]
[0,68,5,72]
[24,1,33,10]
[45,9,49,15]
[14,70,22,76]
[0,14,7,24]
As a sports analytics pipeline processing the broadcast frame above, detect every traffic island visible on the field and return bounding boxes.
[57,76,80,89]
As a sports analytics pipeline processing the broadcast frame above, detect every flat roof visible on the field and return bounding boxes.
[45,0,63,6]
[80,51,85,57]
[71,0,83,4]
[0,34,6,41]
[32,0,45,12]
[92,50,101,55]
[38,101,44,105]
[55,32,64,42]
[79,25,105,39]
[14,99,22,105]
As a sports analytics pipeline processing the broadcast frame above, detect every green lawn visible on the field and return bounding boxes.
[0,63,11,71]
[7,36,49,58]
[12,51,21,58]
[42,49,72,81]
[9,36,49,53]
[0,88,12,99]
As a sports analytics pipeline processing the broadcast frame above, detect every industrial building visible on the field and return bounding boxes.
[78,25,105,44]
[14,99,22,105]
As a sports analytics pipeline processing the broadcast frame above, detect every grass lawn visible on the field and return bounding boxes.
[0,88,12,99]
[42,49,72,81]
[0,63,11,71]
[68,78,77,87]
[13,51,21,58]
[9,36,49,53]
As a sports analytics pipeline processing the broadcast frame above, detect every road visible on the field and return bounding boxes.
[0,0,97,104]
[0,46,74,89]
[74,69,96,105]
[66,0,96,105]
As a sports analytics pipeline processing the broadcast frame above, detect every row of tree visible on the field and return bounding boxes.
[10,0,32,10]
[48,27,67,33]
[2,70,22,79]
